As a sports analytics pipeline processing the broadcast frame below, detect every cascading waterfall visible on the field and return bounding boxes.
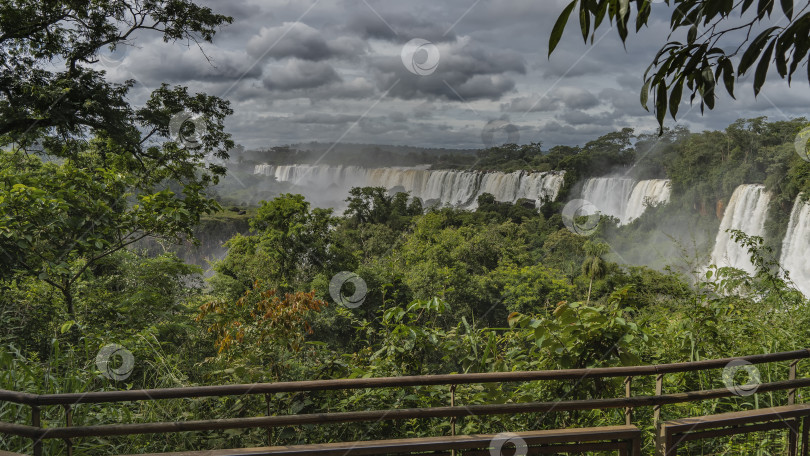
[709,184,771,274]
[254,164,565,209]
[780,195,810,296]
[581,177,636,221]
[624,179,672,223]
[579,177,671,224]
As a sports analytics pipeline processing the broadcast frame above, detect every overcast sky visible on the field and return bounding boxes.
[102,0,810,150]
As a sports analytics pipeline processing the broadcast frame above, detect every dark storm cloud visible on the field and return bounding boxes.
[389,112,408,122]
[558,109,620,126]
[371,38,525,101]
[113,0,810,149]
[246,22,367,61]
[262,76,377,101]
[263,60,341,90]
[291,112,360,124]
[346,10,457,43]
[122,43,262,85]
[502,87,599,113]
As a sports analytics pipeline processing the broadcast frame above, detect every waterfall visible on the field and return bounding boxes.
[579,177,672,224]
[780,195,810,296]
[254,164,565,209]
[624,179,672,223]
[580,177,636,221]
[709,184,771,274]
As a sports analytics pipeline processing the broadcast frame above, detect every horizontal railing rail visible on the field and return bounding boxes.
[2,349,807,406]
[1,349,809,455]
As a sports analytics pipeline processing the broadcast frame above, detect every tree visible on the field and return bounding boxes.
[582,241,610,304]
[208,195,339,301]
[0,152,216,316]
[0,1,234,318]
[550,1,810,129]
[0,1,232,151]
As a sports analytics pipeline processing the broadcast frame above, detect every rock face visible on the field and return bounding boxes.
[716,199,725,220]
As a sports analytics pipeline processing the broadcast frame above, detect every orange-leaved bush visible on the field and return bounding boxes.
[197,280,327,354]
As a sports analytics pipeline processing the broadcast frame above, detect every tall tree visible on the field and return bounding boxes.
[0,1,234,317]
[582,241,610,304]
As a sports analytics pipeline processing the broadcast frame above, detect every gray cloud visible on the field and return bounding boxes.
[120,43,261,85]
[346,9,457,43]
[263,59,341,90]
[371,38,525,101]
[247,22,366,61]
[291,112,359,124]
[111,0,810,149]
[502,87,599,113]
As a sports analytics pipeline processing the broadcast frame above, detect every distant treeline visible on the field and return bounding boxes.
[229,142,479,171]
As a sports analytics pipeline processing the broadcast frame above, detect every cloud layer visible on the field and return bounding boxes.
[104,0,810,150]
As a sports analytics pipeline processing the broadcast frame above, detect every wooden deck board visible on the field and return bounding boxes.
[663,404,810,433]
[125,425,640,456]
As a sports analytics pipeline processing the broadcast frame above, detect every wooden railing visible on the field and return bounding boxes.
[1,349,809,455]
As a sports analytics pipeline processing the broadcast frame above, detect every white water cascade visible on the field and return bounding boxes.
[254,164,566,209]
[780,195,810,296]
[580,177,672,224]
[709,184,771,274]
[624,179,672,223]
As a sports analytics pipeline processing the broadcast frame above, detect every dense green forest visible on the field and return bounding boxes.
[3,0,810,453]
[3,116,810,453]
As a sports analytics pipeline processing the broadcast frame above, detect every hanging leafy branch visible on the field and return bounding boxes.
[549,0,810,131]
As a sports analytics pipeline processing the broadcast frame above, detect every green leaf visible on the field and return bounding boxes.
[549,1,578,56]
[754,40,775,96]
[739,27,779,75]
[640,79,651,110]
[719,58,735,98]
[618,0,630,22]
[669,76,684,119]
[60,321,75,334]
[579,4,591,43]
[781,0,794,19]
[655,81,668,128]
[687,24,697,44]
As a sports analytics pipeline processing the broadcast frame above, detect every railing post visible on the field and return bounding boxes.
[265,394,273,446]
[63,404,73,456]
[624,376,632,426]
[449,384,456,436]
[31,405,42,456]
[789,361,798,405]
[450,385,456,456]
[789,361,798,456]
[654,373,664,456]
